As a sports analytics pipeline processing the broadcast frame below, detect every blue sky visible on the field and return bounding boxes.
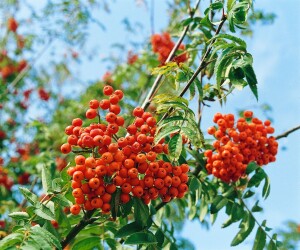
[19,0,300,248]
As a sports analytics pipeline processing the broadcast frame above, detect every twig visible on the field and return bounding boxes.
[275,125,300,140]
[239,197,277,245]
[141,0,201,111]
[60,210,107,248]
[0,39,53,99]
[160,14,227,122]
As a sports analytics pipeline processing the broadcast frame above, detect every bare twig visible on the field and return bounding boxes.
[275,125,300,140]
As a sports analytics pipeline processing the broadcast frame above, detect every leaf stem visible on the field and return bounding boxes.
[239,196,276,245]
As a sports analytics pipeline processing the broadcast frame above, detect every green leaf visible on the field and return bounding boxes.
[34,204,56,221]
[155,229,165,247]
[211,2,223,10]
[9,212,29,220]
[29,232,53,250]
[246,162,260,174]
[52,178,63,192]
[242,64,258,100]
[168,133,183,161]
[267,238,277,250]
[248,169,265,188]
[181,126,202,148]
[210,195,228,214]
[243,190,255,199]
[115,222,142,238]
[55,206,71,229]
[72,237,101,250]
[124,231,157,245]
[189,177,201,192]
[176,71,188,83]
[252,227,267,250]
[189,81,196,100]
[262,175,271,199]
[154,126,181,144]
[134,197,150,228]
[213,34,247,48]
[152,94,189,106]
[52,194,70,207]
[199,200,208,222]
[158,116,186,127]
[0,233,23,248]
[42,164,52,193]
[151,62,178,75]
[31,225,62,250]
[231,212,255,246]
[19,187,39,205]
[251,201,263,213]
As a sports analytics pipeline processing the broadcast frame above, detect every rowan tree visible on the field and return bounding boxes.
[0,1,299,249]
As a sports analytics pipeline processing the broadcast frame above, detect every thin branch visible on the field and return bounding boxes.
[60,210,108,248]
[160,14,227,122]
[141,0,201,111]
[0,39,53,99]
[275,125,300,140]
[239,197,276,245]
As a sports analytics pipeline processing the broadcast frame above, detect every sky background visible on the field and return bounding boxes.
[19,0,300,249]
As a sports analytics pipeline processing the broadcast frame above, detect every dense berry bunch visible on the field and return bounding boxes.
[61,85,190,215]
[204,111,278,183]
[151,32,188,64]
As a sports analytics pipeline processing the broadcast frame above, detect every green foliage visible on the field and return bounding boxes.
[0,1,285,250]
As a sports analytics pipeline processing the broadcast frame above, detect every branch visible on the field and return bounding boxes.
[275,125,300,140]
[141,0,201,111]
[239,197,277,245]
[160,14,227,122]
[60,210,101,248]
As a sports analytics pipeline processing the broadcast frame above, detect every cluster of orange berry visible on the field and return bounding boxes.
[204,111,278,183]
[61,85,190,215]
[151,32,188,64]
[1,17,27,80]
[0,165,14,191]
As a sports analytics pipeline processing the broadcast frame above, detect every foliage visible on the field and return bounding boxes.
[0,0,298,250]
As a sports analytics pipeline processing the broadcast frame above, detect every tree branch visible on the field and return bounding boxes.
[141,0,201,111]
[60,210,99,248]
[275,125,300,140]
[159,14,227,122]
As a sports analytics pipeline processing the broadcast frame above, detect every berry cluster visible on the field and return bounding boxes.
[0,53,27,80]
[1,17,27,80]
[38,88,50,101]
[7,17,18,33]
[151,32,188,64]
[0,166,14,191]
[204,111,278,183]
[61,85,190,215]
[127,51,138,65]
